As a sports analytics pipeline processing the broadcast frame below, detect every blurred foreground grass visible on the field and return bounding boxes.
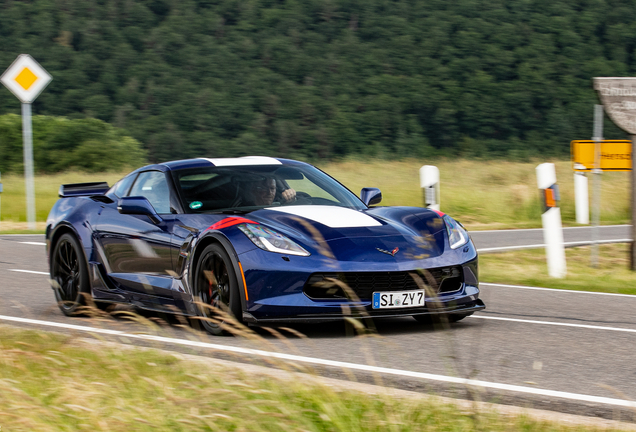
[0,325,626,432]
[0,158,631,232]
[480,244,636,294]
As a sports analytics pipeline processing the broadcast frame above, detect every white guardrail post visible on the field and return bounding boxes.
[419,165,440,211]
[574,172,589,224]
[536,163,567,278]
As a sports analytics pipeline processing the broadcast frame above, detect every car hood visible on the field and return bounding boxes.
[247,205,447,261]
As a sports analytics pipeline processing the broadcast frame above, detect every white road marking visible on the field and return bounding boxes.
[0,314,634,408]
[8,269,48,275]
[472,225,631,233]
[481,282,636,298]
[19,241,46,246]
[471,315,636,333]
[477,238,632,252]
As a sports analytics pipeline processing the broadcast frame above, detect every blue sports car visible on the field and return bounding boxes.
[46,157,484,335]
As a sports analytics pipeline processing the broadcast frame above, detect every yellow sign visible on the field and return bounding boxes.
[1,54,52,104]
[15,67,37,90]
[571,140,632,171]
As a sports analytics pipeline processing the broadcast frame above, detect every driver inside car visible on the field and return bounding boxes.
[247,177,296,206]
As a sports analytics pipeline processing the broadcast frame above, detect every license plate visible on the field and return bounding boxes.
[372,290,425,309]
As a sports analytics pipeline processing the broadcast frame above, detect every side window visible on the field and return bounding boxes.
[129,171,171,214]
[111,173,137,198]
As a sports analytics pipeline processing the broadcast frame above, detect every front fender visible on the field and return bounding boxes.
[184,231,249,315]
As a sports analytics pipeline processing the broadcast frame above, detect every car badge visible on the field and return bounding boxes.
[377,247,399,256]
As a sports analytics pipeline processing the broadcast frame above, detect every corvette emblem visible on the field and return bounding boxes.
[377,247,399,256]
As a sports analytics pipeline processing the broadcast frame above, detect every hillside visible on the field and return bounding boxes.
[0,0,634,163]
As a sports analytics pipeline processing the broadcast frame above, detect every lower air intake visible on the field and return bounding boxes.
[303,266,464,300]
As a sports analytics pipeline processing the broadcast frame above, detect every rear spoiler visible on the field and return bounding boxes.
[59,182,110,198]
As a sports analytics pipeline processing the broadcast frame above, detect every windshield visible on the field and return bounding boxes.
[173,164,366,213]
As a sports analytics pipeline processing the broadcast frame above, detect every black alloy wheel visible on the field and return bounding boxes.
[51,233,90,316]
[194,243,242,335]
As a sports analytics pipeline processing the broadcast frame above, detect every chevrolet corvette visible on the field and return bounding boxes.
[46,156,484,335]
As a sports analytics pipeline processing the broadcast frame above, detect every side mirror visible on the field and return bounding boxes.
[360,187,382,206]
[117,196,162,224]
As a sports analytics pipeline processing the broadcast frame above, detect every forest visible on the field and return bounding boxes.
[1,0,635,170]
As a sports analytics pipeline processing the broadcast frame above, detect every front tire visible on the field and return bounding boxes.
[51,233,90,316]
[193,243,242,336]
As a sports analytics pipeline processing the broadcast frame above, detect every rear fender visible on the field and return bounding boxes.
[47,198,103,275]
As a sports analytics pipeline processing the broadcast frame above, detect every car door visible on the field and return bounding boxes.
[94,170,176,300]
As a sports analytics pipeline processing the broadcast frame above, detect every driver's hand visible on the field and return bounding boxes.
[281,188,296,202]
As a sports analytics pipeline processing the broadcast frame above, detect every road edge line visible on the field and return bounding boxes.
[0,313,635,409]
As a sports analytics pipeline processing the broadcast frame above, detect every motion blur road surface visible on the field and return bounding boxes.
[1,231,635,420]
[471,225,631,252]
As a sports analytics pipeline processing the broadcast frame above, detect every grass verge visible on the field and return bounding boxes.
[0,325,630,432]
[322,158,630,229]
[0,158,632,232]
[480,244,636,295]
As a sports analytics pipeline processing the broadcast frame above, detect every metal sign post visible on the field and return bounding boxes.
[632,134,636,269]
[594,78,636,270]
[591,105,603,267]
[0,54,52,231]
[22,103,35,229]
[0,172,3,231]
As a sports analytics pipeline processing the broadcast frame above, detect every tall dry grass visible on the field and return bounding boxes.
[321,158,630,229]
[1,158,631,231]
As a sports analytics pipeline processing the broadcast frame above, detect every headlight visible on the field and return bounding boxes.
[443,215,469,249]
[238,224,310,256]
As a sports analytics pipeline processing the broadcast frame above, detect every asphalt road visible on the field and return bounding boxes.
[1,231,636,420]
[471,224,632,252]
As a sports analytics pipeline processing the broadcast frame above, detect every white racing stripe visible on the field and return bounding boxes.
[9,269,48,275]
[481,282,636,298]
[19,241,46,246]
[471,315,636,333]
[477,238,633,252]
[0,314,635,408]
[201,156,282,166]
[269,205,382,228]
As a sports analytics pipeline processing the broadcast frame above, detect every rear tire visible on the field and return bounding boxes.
[50,233,91,316]
[192,243,242,336]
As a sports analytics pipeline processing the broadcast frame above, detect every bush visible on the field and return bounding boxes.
[0,114,146,174]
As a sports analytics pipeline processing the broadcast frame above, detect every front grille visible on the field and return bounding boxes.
[303,266,464,300]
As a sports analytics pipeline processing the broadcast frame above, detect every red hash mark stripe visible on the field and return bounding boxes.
[431,209,445,217]
[207,217,259,231]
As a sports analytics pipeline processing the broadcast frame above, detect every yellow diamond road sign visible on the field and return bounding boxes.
[1,54,52,103]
